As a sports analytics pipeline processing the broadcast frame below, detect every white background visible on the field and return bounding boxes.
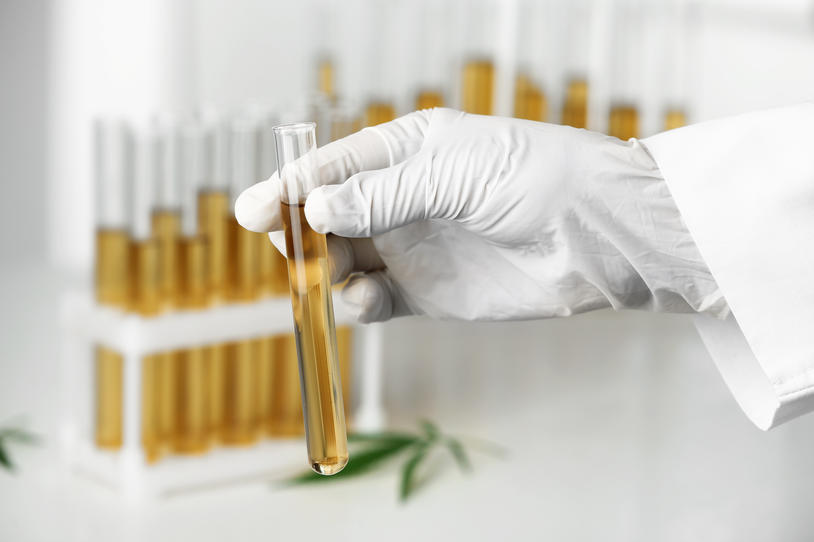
[2,0,814,540]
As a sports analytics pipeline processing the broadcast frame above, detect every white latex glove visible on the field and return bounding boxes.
[237,108,727,323]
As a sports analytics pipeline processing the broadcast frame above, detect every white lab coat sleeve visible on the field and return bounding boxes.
[641,103,814,430]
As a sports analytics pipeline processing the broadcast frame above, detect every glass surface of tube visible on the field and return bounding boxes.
[93,119,131,451]
[274,122,348,475]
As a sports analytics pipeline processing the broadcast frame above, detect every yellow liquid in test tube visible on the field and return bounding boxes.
[171,236,211,454]
[664,109,686,131]
[561,79,588,129]
[198,191,229,300]
[151,211,182,306]
[95,345,123,449]
[172,347,210,454]
[318,59,335,101]
[364,103,396,127]
[608,105,639,141]
[513,74,547,122]
[462,60,494,115]
[281,201,348,475]
[129,237,162,462]
[94,229,129,451]
[267,334,304,436]
[416,91,444,110]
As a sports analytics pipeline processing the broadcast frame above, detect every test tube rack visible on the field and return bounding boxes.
[58,289,385,499]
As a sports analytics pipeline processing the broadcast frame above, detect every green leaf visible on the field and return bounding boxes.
[281,436,420,486]
[0,428,39,445]
[445,437,472,473]
[0,442,13,471]
[400,444,430,502]
[419,420,440,442]
[458,436,508,459]
[347,431,417,446]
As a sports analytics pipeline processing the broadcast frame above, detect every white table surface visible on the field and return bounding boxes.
[2,262,813,541]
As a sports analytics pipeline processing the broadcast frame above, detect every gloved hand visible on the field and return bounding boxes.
[236,108,727,323]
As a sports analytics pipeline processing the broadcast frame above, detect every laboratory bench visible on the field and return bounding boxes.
[1,262,813,541]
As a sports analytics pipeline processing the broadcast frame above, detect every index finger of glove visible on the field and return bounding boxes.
[235,110,432,233]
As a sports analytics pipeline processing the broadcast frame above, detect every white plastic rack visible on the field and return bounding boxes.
[58,290,385,499]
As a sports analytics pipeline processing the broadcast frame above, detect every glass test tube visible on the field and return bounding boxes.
[131,123,164,462]
[258,115,290,298]
[561,78,589,129]
[413,0,448,110]
[93,118,131,451]
[514,74,547,122]
[664,109,686,131]
[150,119,183,452]
[559,0,591,128]
[363,103,396,128]
[258,114,302,437]
[457,0,496,115]
[660,0,692,132]
[274,122,348,475]
[172,120,211,455]
[220,116,261,446]
[513,0,547,122]
[607,0,643,140]
[199,117,230,301]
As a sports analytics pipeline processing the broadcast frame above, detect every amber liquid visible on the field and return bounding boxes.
[561,79,588,129]
[364,103,396,128]
[94,229,128,451]
[198,190,229,300]
[513,74,547,122]
[462,60,494,115]
[416,91,444,110]
[608,105,639,141]
[281,201,348,475]
[664,109,686,131]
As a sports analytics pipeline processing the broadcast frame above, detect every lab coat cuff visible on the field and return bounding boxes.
[642,104,814,429]
[694,314,814,430]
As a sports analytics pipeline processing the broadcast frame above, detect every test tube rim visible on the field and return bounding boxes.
[272,122,316,135]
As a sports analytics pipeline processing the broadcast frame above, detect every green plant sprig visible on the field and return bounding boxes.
[280,420,503,502]
[0,425,39,472]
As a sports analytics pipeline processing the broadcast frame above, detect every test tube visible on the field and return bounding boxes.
[456,0,496,115]
[177,121,210,309]
[513,74,547,122]
[561,78,589,129]
[257,114,290,297]
[608,105,639,140]
[607,0,643,140]
[199,117,230,301]
[257,114,303,437]
[226,117,260,302]
[461,60,494,115]
[268,334,304,436]
[220,116,261,446]
[413,0,449,110]
[152,118,183,452]
[130,124,162,316]
[93,118,131,451]
[131,123,164,462]
[274,122,348,475]
[659,0,692,132]
[363,103,396,128]
[317,58,335,102]
[664,109,686,131]
[559,0,591,128]
[513,0,548,122]
[171,120,211,454]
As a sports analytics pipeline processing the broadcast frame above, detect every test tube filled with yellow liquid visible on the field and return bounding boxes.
[273,122,348,475]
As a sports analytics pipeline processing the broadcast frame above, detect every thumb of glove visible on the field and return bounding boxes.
[304,152,432,237]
